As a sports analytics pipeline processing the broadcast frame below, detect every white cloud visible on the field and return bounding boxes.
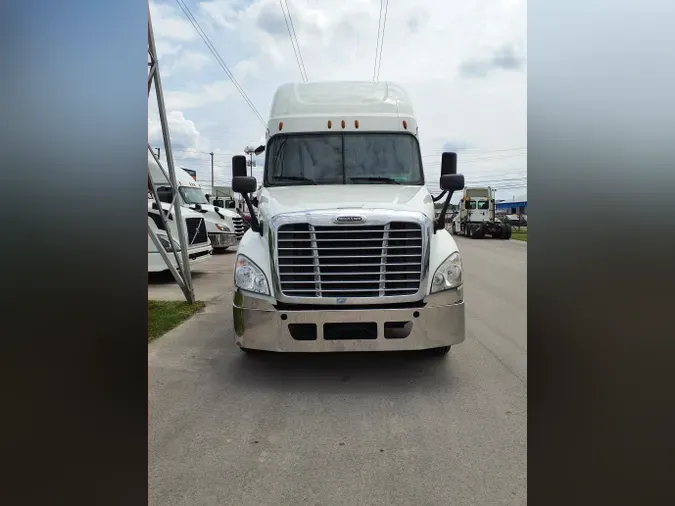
[150,1,198,42]
[148,0,527,195]
[149,110,202,151]
[171,50,211,73]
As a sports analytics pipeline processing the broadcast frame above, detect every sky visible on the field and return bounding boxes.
[148,0,527,203]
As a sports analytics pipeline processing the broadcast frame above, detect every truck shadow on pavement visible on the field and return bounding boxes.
[220,350,458,395]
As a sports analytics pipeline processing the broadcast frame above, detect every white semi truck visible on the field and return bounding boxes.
[149,154,245,250]
[450,187,512,239]
[230,81,466,356]
[147,199,213,273]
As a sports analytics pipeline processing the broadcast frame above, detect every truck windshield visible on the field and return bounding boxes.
[264,133,424,186]
[180,187,208,205]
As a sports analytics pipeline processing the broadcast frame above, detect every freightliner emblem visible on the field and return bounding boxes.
[334,215,365,224]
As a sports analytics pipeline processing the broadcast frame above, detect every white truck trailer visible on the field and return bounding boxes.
[450,187,513,239]
[149,155,245,250]
[230,81,466,356]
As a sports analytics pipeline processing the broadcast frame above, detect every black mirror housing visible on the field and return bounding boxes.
[232,176,257,194]
[440,174,465,191]
[232,155,248,178]
[441,152,457,175]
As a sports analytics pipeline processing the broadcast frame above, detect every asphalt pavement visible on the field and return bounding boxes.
[149,237,527,506]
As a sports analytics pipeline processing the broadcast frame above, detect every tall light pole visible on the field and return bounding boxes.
[244,144,265,177]
[244,146,255,177]
[210,152,214,195]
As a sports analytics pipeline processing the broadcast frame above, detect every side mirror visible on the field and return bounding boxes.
[434,173,465,233]
[232,155,248,178]
[441,152,457,175]
[440,174,465,191]
[232,176,257,194]
[212,199,224,208]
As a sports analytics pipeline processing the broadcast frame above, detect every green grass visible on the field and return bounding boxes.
[511,228,528,242]
[148,300,205,342]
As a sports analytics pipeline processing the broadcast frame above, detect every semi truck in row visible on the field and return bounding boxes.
[450,187,513,239]
[147,200,213,273]
[149,154,245,250]
[229,81,467,356]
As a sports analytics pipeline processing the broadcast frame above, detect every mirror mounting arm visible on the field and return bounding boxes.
[435,191,455,233]
[242,193,262,235]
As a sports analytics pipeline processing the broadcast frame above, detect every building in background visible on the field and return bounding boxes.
[495,194,527,225]
[495,193,527,214]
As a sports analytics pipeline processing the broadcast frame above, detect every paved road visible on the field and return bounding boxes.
[149,237,527,506]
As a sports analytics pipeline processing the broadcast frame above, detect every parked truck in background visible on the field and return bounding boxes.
[450,187,513,239]
[230,81,466,356]
[149,154,245,250]
[147,199,213,273]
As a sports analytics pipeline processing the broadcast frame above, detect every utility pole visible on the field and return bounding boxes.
[156,147,160,159]
[210,152,214,196]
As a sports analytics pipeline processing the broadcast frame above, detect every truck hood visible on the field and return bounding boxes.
[186,203,239,220]
[259,185,435,220]
[148,200,202,218]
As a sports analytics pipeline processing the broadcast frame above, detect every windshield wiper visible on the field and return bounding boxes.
[276,176,317,185]
[349,176,400,184]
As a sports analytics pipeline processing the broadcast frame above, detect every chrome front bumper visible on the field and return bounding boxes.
[232,288,465,352]
[208,232,238,249]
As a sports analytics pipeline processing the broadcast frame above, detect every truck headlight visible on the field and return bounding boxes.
[234,254,270,295]
[157,233,180,252]
[215,223,231,232]
[431,251,463,293]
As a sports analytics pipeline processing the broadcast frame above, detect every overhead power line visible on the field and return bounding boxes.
[373,0,390,81]
[375,0,389,82]
[424,152,527,166]
[280,0,308,82]
[174,0,266,127]
[373,0,385,81]
[422,147,527,158]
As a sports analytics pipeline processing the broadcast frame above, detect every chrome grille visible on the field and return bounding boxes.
[277,222,423,298]
[232,216,245,239]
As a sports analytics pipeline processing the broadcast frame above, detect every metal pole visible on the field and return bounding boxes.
[156,147,160,159]
[149,8,195,304]
[210,152,214,196]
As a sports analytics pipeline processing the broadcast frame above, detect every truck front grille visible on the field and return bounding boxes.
[186,217,208,245]
[277,222,423,298]
[232,216,245,239]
